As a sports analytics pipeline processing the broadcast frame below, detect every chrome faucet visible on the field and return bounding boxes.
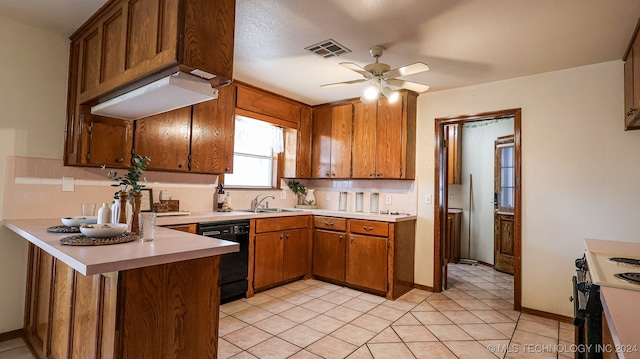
[251,194,275,211]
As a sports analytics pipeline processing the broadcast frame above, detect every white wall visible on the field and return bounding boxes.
[0,16,70,333]
[416,60,640,316]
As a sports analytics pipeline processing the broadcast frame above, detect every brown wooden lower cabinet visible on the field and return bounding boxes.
[444,212,461,264]
[24,244,221,359]
[251,216,312,292]
[311,217,416,299]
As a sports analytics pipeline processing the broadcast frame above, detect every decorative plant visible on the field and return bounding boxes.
[287,180,307,205]
[106,155,151,198]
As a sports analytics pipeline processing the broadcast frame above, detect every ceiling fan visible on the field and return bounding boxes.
[321,45,430,103]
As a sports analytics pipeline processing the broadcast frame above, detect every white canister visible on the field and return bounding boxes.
[370,193,380,213]
[339,192,347,211]
[97,203,111,224]
[355,192,364,212]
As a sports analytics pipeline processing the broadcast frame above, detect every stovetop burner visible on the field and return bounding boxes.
[614,272,640,285]
[607,257,640,267]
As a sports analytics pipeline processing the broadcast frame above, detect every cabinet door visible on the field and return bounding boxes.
[330,104,353,178]
[134,107,191,171]
[254,232,284,289]
[283,229,308,281]
[296,106,313,178]
[24,245,54,359]
[346,235,388,292]
[312,230,346,282]
[86,114,133,167]
[191,84,236,173]
[311,107,333,178]
[352,102,377,178]
[376,98,403,178]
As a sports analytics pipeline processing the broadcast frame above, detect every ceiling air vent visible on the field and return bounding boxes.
[305,39,351,59]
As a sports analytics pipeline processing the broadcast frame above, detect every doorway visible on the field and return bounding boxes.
[433,108,522,311]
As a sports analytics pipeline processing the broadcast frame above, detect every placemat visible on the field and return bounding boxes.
[47,225,81,233]
[60,233,139,246]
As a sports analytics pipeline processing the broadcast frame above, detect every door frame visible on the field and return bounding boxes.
[433,108,522,311]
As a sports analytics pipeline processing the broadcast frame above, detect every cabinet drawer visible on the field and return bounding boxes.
[255,216,309,233]
[313,216,347,232]
[349,220,389,237]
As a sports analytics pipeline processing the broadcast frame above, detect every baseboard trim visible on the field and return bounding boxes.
[0,329,23,342]
[521,306,572,323]
[413,283,434,292]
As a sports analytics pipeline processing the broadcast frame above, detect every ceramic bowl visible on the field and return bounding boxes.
[61,216,98,227]
[80,223,127,238]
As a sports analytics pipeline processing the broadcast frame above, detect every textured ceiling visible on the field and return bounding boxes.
[1,0,639,105]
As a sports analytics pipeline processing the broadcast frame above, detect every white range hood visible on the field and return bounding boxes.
[91,71,218,120]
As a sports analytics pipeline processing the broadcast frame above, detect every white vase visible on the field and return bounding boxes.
[111,200,133,228]
[304,189,316,205]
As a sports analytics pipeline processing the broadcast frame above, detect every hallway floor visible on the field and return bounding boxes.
[218,263,574,358]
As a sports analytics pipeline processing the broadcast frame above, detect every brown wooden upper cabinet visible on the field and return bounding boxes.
[133,84,236,173]
[624,18,640,130]
[352,91,417,179]
[65,0,235,167]
[311,104,353,178]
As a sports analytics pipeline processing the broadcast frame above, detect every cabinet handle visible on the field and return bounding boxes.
[286,234,290,239]
[225,167,230,172]
[376,173,382,177]
[280,234,284,240]
[369,173,374,177]
[325,172,331,176]
[178,163,184,168]
[339,235,343,240]
[324,221,334,226]
[363,226,374,231]
[350,237,354,243]
[627,108,637,117]
[115,157,124,163]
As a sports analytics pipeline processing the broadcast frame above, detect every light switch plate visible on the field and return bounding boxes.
[62,177,74,192]
[425,194,432,204]
[386,195,392,205]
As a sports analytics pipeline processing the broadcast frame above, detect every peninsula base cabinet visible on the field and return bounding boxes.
[24,244,222,359]
[312,218,416,299]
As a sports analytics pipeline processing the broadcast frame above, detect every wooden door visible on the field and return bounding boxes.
[330,104,353,178]
[346,234,387,292]
[312,230,346,282]
[444,123,461,184]
[134,106,191,172]
[191,84,236,174]
[254,232,284,289]
[375,98,403,178]
[86,114,133,167]
[283,229,308,281]
[352,101,377,178]
[494,135,515,274]
[311,107,332,178]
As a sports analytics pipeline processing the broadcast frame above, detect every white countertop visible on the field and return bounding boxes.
[585,238,640,359]
[155,209,417,226]
[4,218,239,276]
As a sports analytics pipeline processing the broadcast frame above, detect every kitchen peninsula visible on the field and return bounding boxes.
[4,218,239,359]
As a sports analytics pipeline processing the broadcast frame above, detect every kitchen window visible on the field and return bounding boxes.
[224,116,284,188]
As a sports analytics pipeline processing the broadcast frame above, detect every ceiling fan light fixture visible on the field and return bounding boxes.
[382,86,399,103]
[363,83,380,101]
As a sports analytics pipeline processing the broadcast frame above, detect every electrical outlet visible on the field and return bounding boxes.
[281,190,287,199]
[62,176,74,192]
[325,193,331,201]
[425,194,432,204]
[385,195,392,205]
[448,194,453,203]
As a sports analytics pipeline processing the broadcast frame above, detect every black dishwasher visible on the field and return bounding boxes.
[198,220,249,303]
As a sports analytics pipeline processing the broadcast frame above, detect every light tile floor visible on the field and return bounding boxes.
[2,263,575,359]
[219,264,575,359]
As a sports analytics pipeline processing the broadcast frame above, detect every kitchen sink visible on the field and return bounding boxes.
[237,208,303,213]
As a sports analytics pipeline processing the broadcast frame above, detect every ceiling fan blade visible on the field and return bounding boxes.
[320,79,368,88]
[387,79,430,93]
[339,62,372,78]
[385,62,430,78]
